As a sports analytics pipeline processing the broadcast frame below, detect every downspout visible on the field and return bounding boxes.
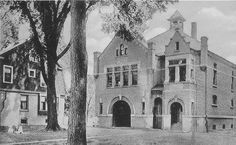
[200,36,209,133]
[204,67,208,132]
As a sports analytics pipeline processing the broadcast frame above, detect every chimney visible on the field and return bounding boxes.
[93,51,101,78]
[200,36,208,68]
[191,22,197,39]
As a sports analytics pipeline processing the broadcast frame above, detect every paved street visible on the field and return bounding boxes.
[1,127,236,145]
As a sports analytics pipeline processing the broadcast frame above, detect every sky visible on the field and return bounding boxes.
[18,1,236,89]
[61,1,236,76]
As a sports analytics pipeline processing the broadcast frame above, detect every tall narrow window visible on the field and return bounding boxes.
[142,101,145,115]
[179,65,186,82]
[212,95,217,106]
[114,66,121,87]
[213,63,217,86]
[175,42,179,50]
[3,65,13,84]
[231,71,234,91]
[169,67,175,82]
[131,64,138,85]
[123,65,129,86]
[191,69,194,80]
[41,96,47,111]
[20,95,28,110]
[231,99,234,108]
[99,103,103,114]
[106,68,113,87]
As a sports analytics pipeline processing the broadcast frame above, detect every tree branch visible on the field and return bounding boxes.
[56,40,71,62]
[86,0,98,12]
[19,2,44,58]
[56,0,69,24]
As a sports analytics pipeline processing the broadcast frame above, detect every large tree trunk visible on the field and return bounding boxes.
[46,55,60,131]
[68,0,87,144]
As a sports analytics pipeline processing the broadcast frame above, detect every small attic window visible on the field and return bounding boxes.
[175,42,179,50]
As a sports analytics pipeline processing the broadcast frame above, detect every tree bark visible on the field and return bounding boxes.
[68,0,87,144]
[46,54,60,131]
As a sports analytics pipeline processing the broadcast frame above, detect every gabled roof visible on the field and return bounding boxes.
[167,10,186,22]
[147,29,200,56]
[0,39,30,56]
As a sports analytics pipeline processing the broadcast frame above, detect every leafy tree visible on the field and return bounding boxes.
[1,1,71,131]
[69,0,175,144]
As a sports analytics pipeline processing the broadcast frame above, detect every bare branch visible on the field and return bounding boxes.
[56,40,71,61]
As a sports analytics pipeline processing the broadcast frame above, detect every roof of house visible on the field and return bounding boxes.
[147,29,201,56]
[0,39,30,56]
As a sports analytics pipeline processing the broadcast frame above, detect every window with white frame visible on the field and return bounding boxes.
[28,69,36,78]
[3,65,13,83]
[40,95,47,111]
[20,95,28,111]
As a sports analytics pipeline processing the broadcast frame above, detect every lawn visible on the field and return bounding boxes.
[1,127,236,145]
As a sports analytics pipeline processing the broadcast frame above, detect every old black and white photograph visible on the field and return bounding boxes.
[0,0,236,144]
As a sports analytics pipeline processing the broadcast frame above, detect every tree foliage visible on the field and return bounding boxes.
[0,0,71,131]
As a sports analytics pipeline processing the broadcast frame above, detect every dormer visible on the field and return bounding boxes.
[165,31,190,56]
[168,10,186,31]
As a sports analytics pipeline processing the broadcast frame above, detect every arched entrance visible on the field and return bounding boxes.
[112,100,131,127]
[170,102,183,130]
[153,98,162,129]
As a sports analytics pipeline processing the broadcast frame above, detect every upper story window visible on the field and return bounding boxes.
[123,65,129,86]
[20,95,28,111]
[114,66,121,87]
[168,59,186,82]
[231,99,234,108]
[131,64,138,85]
[3,65,13,84]
[213,63,217,86]
[106,64,138,87]
[116,44,128,57]
[175,42,179,50]
[212,95,217,107]
[106,68,113,88]
[28,69,36,78]
[169,67,175,82]
[231,71,234,91]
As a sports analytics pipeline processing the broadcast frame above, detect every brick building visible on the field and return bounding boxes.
[94,11,236,132]
[0,39,68,129]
